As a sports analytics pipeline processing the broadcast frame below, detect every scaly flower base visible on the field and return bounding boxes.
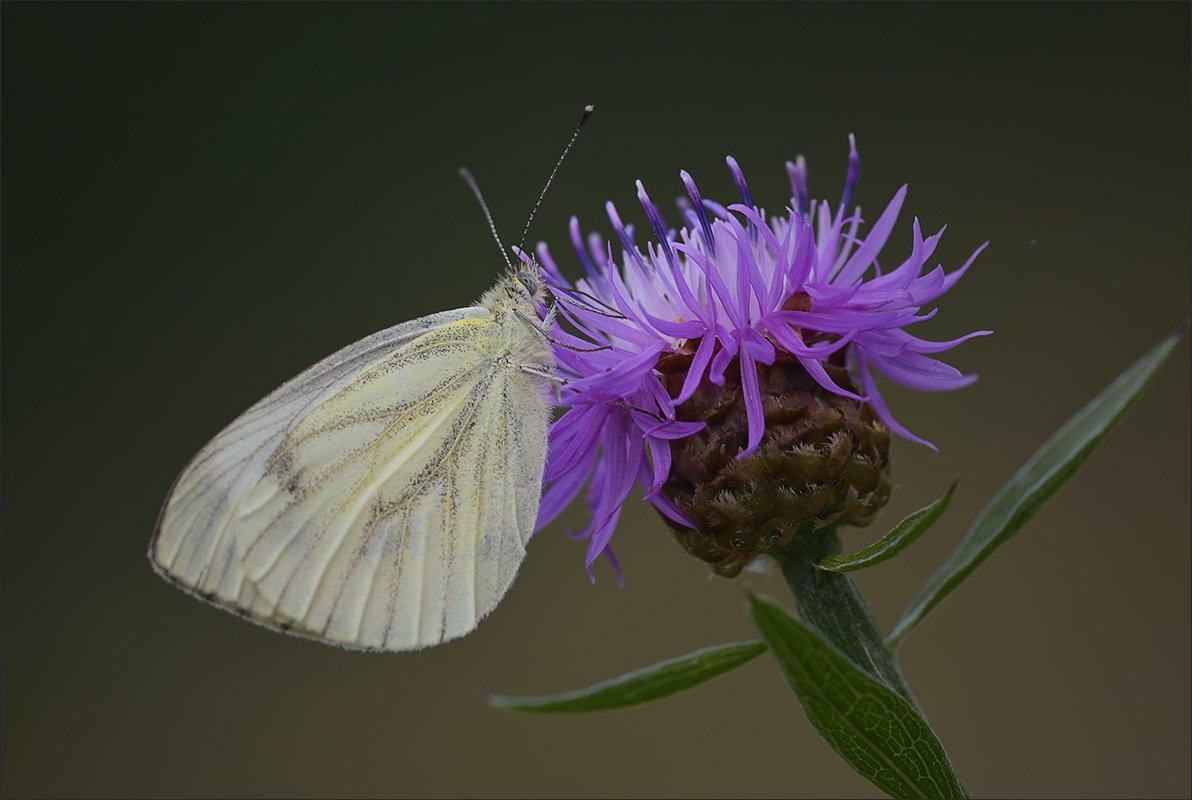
[659,348,892,577]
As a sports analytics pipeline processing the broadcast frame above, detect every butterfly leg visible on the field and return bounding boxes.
[520,364,567,402]
[540,302,558,332]
[514,309,609,353]
[520,364,565,384]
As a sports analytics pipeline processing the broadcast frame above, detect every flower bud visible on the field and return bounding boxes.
[656,345,891,577]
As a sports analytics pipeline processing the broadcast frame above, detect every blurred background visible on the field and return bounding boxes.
[2,3,1188,798]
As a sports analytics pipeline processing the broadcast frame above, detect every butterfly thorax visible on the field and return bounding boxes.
[478,272,554,369]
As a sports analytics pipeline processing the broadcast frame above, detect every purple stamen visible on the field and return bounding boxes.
[636,180,675,268]
[680,169,716,251]
[838,134,860,218]
[569,216,600,282]
[513,246,535,266]
[586,232,607,277]
[534,242,568,287]
[605,201,650,275]
[702,198,731,220]
[786,155,810,217]
[725,156,755,209]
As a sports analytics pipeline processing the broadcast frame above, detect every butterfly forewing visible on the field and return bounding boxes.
[151,294,551,651]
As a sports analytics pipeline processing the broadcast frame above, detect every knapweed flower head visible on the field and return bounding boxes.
[532,138,990,579]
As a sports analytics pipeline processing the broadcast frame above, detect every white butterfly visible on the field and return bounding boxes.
[152,108,596,652]
[149,268,556,651]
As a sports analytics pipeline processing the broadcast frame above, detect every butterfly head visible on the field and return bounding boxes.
[481,265,548,315]
[513,267,541,299]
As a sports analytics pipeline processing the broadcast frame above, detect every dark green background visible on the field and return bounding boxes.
[3,3,1189,798]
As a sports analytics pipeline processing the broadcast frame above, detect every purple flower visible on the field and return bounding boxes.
[532,137,990,580]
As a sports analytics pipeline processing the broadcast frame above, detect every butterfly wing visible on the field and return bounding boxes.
[151,305,550,651]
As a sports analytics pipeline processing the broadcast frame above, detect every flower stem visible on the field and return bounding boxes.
[777,529,916,704]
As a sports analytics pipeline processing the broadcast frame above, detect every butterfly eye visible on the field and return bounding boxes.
[515,270,539,296]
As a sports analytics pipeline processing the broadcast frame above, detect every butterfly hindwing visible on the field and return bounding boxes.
[149,307,545,648]
[152,271,554,651]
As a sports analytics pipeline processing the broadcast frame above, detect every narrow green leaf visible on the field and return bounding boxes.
[889,328,1185,649]
[820,483,957,573]
[484,640,766,713]
[751,595,967,799]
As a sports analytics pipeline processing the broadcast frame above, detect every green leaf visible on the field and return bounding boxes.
[751,594,968,800]
[819,483,957,573]
[484,640,766,713]
[888,328,1186,649]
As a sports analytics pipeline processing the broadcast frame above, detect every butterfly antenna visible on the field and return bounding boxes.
[459,167,514,271]
[516,104,596,261]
